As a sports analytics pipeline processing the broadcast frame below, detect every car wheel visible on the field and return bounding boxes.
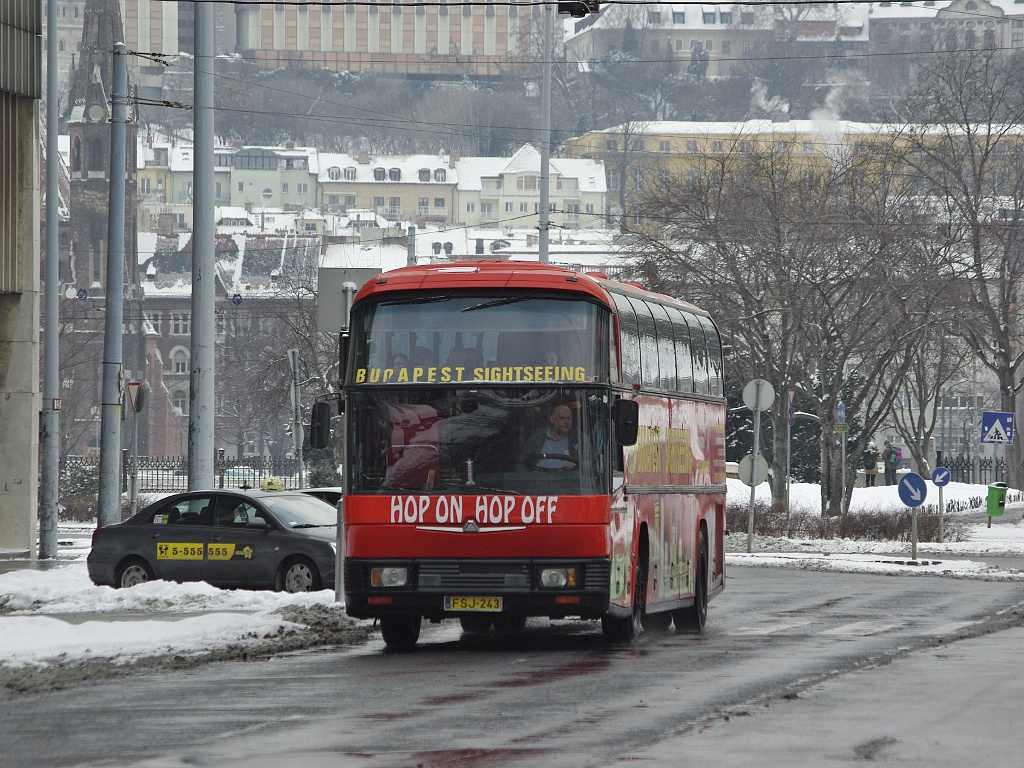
[279,557,321,593]
[380,614,421,651]
[115,558,154,589]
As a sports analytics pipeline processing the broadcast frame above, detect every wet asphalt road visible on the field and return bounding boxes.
[3,565,1024,768]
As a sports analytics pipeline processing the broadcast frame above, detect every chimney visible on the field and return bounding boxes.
[771,113,791,123]
[286,140,295,149]
[232,139,243,148]
[357,153,370,164]
[450,152,460,169]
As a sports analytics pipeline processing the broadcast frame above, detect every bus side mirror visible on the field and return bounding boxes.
[612,399,639,447]
[310,401,332,450]
[338,333,350,386]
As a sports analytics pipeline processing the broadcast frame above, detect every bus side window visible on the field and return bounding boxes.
[700,315,724,397]
[686,313,710,395]
[649,302,678,392]
[628,297,659,389]
[667,306,694,394]
[611,293,641,387]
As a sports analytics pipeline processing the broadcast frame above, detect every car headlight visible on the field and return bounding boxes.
[371,566,408,588]
[539,567,577,588]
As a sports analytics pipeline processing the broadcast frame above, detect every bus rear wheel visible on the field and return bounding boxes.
[380,614,421,651]
[673,532,708,634]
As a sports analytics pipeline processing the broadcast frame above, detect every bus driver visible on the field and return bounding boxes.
[524,404,578,470]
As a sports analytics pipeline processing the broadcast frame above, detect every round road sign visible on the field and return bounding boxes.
[742,379,776,412]
[738,453,769,486]
[931,467,951,487]
[898,472,928,508]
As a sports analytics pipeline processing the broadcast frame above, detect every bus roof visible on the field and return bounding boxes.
[351,261,708,315]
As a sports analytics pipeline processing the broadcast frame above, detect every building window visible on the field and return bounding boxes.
[434,168,447,182]
[237,181,244,192]
[505,201,513,212]
[703,12,715,23]
[282,183,289,194]
[466,202,476,212]
[374,167,386,181]
[605,139,617,151]
[434,197,446,208]
[170,313,191,336]
[685,140,698,153]
[297,183,308,195]
[740,140,752,153]
[673,11,685,23]
[712,141,724,153]
[344,194,356,207]
[720,12,732,24]
[345,167,357,180]
[802,141,815,153]
[520,202,529,213]
[419,168,431,182]
[373,196,385,208]
[149,312,162,334]
[648,11,661,23]
[329,166,341,180]
[389,168,401,181]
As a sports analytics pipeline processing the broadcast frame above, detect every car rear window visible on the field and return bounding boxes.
[261,494,337,527]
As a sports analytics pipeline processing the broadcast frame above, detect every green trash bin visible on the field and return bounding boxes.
[987,482,1008,517]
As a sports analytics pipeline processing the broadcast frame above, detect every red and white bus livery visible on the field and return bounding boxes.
[314,261,726,649]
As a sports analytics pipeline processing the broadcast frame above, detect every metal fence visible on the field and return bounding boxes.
[60,455,305,495]
[936,456,1008,485]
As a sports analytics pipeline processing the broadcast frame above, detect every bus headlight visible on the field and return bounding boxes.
[371,567,408,588]
[539,567,577,588]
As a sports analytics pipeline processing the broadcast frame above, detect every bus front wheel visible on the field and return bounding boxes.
[602,563,645,643]
[380,614,421,651]
[673,531,708,634]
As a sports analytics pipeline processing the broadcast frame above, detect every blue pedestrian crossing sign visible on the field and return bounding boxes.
[980,411,1014,445]
[931,467,951,487]
[898,472,928,508]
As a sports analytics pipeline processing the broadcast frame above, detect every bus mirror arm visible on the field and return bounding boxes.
[612,399,639,447]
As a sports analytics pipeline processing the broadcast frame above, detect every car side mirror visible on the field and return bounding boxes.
[611,399,639,447]
[246,516,270,530]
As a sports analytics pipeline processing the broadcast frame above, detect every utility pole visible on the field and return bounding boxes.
[188,2,216,488]
[288,348,305,489]
[97,43,128,528]
[538,3,553,264]
[39,0,61,555]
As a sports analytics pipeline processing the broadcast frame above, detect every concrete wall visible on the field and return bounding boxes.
[0,2,42,555]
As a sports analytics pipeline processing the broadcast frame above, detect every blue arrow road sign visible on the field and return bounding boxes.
[980,411,1014,445]
[837,402,846,424]
[931,467,951,487]
[898,472,928,507]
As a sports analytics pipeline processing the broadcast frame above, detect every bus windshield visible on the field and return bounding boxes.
[348,387,611,496]
[349,294,608,386]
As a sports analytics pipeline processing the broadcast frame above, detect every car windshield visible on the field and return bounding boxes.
[261,494,337,527]
[348,387,611,496]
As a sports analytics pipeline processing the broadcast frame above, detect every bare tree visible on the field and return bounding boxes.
[897,48,1024,488]
[625,128,939,514]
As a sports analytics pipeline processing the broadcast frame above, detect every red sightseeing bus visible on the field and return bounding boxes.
[311,261,726,650]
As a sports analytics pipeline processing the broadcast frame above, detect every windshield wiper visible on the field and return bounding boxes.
[380,293,451,307]
[291,523,332,528]
[462,295,534,312]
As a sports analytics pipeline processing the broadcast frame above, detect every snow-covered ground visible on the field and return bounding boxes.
[1,479,1022,676]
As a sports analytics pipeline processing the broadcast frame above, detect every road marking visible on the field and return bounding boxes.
[733,621,813,635]
[821,621,900,636]
[921,621,982,636]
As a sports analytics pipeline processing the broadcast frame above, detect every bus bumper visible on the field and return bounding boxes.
[343,557,612,621]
